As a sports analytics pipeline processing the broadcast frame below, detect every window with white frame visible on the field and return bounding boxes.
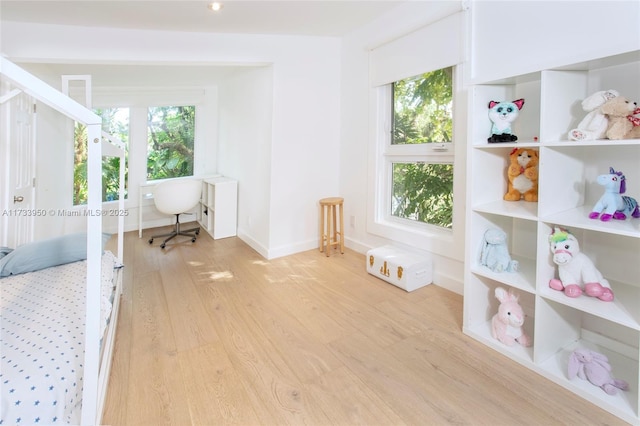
[146,105,195,180]
[384,66,454,230]
[73,104,197,205]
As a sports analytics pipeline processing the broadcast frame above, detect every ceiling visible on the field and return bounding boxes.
[1,1,409,88]
[0,0,407,37]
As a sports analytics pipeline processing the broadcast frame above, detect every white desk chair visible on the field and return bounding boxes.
[148,178,201,249]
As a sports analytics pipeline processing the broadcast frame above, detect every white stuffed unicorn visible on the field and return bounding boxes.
[589,167,640,222]
[548,227,613,301]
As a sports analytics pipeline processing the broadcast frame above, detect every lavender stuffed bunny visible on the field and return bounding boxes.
[568,348,628,395]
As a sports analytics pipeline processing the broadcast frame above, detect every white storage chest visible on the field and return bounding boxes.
[366,245,432,292]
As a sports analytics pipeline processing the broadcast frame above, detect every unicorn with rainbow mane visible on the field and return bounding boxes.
[589,167,640,222]
[548,226,613,301]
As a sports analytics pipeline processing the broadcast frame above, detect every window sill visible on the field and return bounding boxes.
[367,217,461,261]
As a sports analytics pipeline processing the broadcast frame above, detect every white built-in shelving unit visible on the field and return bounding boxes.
[199,176,238,240]
[463,50,640,425]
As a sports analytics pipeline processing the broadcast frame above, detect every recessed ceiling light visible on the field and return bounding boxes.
[208,2,223,12]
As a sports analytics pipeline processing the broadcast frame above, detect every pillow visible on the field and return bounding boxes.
[0,233,111,277]
[0,247,13,260]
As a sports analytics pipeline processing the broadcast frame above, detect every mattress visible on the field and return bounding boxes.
[0,251,121,425]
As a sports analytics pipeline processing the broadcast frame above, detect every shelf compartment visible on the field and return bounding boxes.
[470,76,541,146]
[473,199,538,221]
[200,181,208,205]
[538,144,640,219]
[544,139,640,148]
[464,318,535,367]
[537,223,640,329]
[539,52,639,143]
[470,146,541,211]
[199,204,211,232]
[207,184,216,209]
[541,205,640,239]
[540,282,640,331]
[471,254,536,295]
[464,276,535,365]
[535,299,639,423]
[539,70,589,142]
[469,212,538,294]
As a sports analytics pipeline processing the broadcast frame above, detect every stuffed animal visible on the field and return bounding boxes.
[568,89,619,141]
[487,99,525,143]
[491,287,531,347]
[480,228,518,272]
[568,348,629,395]
[589,167,640,221]
[548,227,613,301]
[504,147,538,202]
[601,96,640,140]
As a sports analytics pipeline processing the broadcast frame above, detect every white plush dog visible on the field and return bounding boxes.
[568,89,619,141]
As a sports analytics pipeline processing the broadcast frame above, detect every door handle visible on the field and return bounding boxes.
[14,195,24,203]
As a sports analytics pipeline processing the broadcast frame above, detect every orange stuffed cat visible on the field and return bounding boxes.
[504,148,538,202]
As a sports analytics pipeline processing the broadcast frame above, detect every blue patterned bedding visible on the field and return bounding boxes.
[0,251,120,425]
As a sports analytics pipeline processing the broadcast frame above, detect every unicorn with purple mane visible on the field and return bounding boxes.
[589,167,640,222]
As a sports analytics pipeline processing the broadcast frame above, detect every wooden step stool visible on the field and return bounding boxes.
[319,197,344,256]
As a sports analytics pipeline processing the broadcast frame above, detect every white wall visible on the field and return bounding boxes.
[469,1,640,84]
[218,66,273,256]
[267,45,341,258]
[1,21,342,256]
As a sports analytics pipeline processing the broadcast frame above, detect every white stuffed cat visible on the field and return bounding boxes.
[487,98,525,143]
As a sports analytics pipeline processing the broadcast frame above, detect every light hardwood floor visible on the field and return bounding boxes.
[102,228,624,425]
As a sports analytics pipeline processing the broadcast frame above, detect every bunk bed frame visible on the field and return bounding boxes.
[0,57,125,425]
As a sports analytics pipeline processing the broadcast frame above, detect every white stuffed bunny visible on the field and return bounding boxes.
[568,89,619,141]
[491,287,531,347]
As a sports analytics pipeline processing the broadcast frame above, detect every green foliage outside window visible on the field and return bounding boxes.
[392,162,453,228]
[73,123,88,205]
[147,106,195,180]
[391,68,454,229]
[393,67,452,145]
[73,108,129,205]
[73,105,193,205]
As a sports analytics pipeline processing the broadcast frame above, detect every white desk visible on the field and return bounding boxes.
[137,175,220,238]
[138,182,156,238]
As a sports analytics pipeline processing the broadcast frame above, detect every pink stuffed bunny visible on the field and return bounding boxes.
[491,287,531,347]
[568,348,628,395]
